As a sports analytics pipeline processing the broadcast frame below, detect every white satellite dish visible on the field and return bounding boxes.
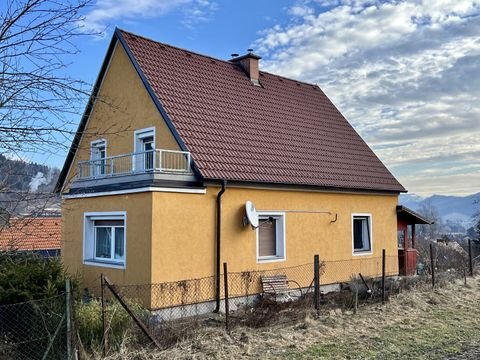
[245,201,259,228]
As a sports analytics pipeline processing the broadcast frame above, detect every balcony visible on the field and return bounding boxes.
[70,149,195,192]
[77,149,191,179]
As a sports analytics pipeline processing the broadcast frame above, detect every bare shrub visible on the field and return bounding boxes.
[234,296,313,328]
[417,238,468,278]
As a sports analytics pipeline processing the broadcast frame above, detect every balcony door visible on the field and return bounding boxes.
[134,127,155,172]
[91,140,106,177]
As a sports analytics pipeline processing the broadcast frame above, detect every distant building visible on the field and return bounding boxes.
[0,216,61,257]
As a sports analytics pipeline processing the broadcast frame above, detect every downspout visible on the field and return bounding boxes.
[214,180,227,312]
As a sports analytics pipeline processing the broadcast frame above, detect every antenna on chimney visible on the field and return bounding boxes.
[231,53,239,58]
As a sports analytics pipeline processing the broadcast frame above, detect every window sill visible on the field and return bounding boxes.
[352,250,372,256]
[257,256,286,264]
[84,259,125,269]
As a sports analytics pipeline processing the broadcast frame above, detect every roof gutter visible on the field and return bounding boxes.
[214,180,227,313]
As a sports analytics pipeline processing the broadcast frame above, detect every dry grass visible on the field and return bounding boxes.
[88,277,480,359]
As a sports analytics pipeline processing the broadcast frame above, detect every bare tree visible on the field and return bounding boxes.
[416,200,442,240]
[0,0,96,223]
[0,0,95,156]
[473,199,480,240]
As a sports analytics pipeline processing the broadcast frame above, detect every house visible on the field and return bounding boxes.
[55,29,406,301]
[0,216,62,257]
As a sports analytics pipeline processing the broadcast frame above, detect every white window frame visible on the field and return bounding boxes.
[352,213,373,256]
[93,223,124,262]
[256,211,286,263]
[83,211,127,269]
[133,127,156,171]
[90,139,107,176]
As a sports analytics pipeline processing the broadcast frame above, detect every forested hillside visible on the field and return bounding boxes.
[0,155,60,215]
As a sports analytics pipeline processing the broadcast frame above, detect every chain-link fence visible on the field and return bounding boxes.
[0,293,70,360]
[91,252,404,351]
[225,262,316,329]
[74,246,479,355]
[110,275,218,350]
[2,247,478,357]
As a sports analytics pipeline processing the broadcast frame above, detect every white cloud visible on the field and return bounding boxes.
[182,0,219,29]
[254,0,480,196]
[401,171,480,197]
[82,0,217,35]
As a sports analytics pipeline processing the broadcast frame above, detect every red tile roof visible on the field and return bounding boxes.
[120,30,405,193]
[0,217,61,251]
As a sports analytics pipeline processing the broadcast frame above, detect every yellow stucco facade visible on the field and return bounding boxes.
[62,193,153,288]
[63,42,179,192]
[63,187,399,289]
[61,39,400,302]
[151,187,399,285]
[152,187,398,282]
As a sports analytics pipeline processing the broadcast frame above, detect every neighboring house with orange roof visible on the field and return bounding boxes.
[0,216,61,257]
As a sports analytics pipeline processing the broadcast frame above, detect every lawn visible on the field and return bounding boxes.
[102,277,480,359]
[297,281,480,359]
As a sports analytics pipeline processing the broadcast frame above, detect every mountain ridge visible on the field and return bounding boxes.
[399,192,479,230]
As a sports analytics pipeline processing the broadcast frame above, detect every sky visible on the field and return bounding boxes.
[39,0,480,196]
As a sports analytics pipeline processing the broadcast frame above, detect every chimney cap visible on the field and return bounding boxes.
[231,53,239,58]
[229,52,262,62]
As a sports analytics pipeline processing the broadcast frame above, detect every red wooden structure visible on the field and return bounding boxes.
[396,205,432,276]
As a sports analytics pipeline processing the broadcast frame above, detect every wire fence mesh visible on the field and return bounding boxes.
[0,294,68,360]
[225,262,316,328]
[75,246,479,354]
[113,275,218,349]
[1,244,478,357]
[93,254,404,350]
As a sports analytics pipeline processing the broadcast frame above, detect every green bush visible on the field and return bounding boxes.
[0,251,75,305]
[76,299,133,351]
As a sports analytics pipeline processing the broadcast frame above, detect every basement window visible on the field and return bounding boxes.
[257,212,286,263]
[83,212,126,269]
[352,214,372,255]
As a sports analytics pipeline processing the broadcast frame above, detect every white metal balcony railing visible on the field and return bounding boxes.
[77,149,192,179]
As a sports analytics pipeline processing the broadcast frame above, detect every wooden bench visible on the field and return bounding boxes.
[261,274,303,301]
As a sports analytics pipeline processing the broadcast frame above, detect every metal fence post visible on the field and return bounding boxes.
[382,249,386,304]
[314,254,320,315]
[100,274,108,356]
[430,244,435,288]
[468,239,474,277]
[223,262,230,332]
[65,279,72,360]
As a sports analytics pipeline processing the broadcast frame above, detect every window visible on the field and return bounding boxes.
[256,212,285,262]
[134,127,155,171]
[91,140,106,176]
[352,214,372,254]
[94,220,124,261]
[397,230,405,249]
[407,225,413,248]
[142,136,154,170]
[84,212,126,268]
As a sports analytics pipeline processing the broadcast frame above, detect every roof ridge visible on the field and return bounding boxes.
[117,28,238,66]
[117,28,321,89]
